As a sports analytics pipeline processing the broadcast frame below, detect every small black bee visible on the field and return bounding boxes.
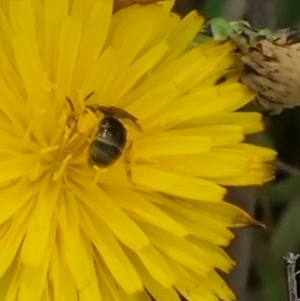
[88,106,140,168]
[66,94,140,168]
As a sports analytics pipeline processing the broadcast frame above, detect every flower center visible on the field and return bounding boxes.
[46,100,100,182]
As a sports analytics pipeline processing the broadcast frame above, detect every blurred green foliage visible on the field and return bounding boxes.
[279,0,300,27]
[203,0,300,27]
[203,0,226,19]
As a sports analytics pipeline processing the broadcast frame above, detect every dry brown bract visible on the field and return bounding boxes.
[241,32,300,111]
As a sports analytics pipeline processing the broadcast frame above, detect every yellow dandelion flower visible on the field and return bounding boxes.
[0,1,275,301]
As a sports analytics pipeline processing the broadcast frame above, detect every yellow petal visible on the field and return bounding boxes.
[127,251,181,301]
[106,41,169,106]
[49,243,78,301]
[42,0,69,79]
[0,178,38,224]
[135,245,175,287]
[18,255,50,301]
[0,256,20,301]
[0,202,33,277]
[135,135,212,157]
[21,177,60,265]
[148,195,234,246]
[104,187,189,237]
[231,143,277,161]
[132,166,226,202]
[158,11,204,66]
[57,193,91,290]
[176,112,263,135]
[69,176,149,252]
[83,47,121,104]
[72,0,113,90]
[108,4,174,71]
[123,82,177,120]
[166,125,244,146]
[80,204,143,294]
[55,17,82,100]
[140,223,216,276]
[0,78,27,134]
[155,151,253,178]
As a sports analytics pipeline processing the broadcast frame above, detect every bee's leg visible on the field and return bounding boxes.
[123,141,136,185]
[84,92,95,101]
[66,97,75,112]
[65,97,77,124]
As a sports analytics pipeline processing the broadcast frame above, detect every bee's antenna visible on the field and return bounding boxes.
[66,97,74,112]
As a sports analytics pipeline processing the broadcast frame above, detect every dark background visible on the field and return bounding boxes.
[172,1,300,300]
